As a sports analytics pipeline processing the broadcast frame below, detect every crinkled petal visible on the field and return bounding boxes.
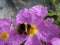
[0,18,11,31]
[29,5,48,18]
[14,5,48,26]
[14,8,31,25]
[36,31,46,41]
[25,35,42,45]
[9,30,27,45]
[38,21,59,42]
[51,38,60,45]
[30,14,43,26]
[45,18,54,24]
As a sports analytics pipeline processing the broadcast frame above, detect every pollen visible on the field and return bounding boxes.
[27,24,37,36]
[1,32,9,40]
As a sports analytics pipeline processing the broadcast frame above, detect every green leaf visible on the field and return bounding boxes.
[54,18,60,26]
[47,10,56,16]
[56,4,60,16]
[51,0,56,4]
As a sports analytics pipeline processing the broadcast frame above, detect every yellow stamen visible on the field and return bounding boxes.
[1,32,9,40]
[27,24,37,36]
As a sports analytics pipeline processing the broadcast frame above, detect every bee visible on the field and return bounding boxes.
[17,23,31,34]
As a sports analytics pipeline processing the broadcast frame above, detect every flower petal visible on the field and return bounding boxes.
[36,31,46,41]
[0,18,11,31]
[0,42,13,45]
[29,5,48,18]
[25,35,42,45]
[51,38,60,45]
[45,18,54,24]
[30,14,43,26]
[46,42,52,45]
[38,21,59,42]
[14,8,31,25]
[9,30,27,45]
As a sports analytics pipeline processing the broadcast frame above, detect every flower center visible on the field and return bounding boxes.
[26,24,37,36]
[0,32,9,40]
[17,23,37,36]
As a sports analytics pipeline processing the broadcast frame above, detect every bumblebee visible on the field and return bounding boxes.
[17,23,31,34]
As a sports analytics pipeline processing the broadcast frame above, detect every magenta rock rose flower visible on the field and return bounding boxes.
[13,5,59,45]
[0,18,23,45]
[0,18,12,45]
